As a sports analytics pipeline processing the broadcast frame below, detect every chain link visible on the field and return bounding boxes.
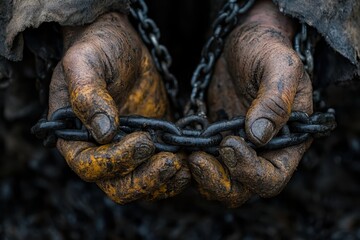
[294,23,314,74]
[130,0,180,112]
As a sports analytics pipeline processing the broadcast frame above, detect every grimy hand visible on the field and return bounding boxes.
[189,0,313,207]
[48,12,190,204]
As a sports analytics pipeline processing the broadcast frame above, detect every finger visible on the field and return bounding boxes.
[292,71,313,114]
[246,49,305,146]
[96,152,181,205]
[62,43,119,144]
[57,132,154,182]
[147,153,191,200]
[220,136,309,198]
[48,63,71,117]
[189,152,252,208]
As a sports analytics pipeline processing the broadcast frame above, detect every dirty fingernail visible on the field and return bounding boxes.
[251,118,275,145]
[220,147,237,168]
[91,113,111,140]
[134,143,154,161]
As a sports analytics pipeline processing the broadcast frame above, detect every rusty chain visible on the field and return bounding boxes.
[31,0,337,154]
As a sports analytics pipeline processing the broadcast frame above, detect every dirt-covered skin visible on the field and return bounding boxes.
[189,0,313,207]
[48,12,190,204]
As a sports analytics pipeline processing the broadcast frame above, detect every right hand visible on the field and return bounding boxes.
[48,12,190,204]
[188,0,313,207]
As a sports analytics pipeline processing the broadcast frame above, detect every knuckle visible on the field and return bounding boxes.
[221,135,242,147]
[69,165,97,182]
[63,44,103,76]
[70,86,93,105]
[225,184,252,208]
[259,175,288,198]
[289,51,303,70]
[158,152,181,171]
[270,46,303,72]
[98,181,129,205]
[105,190,134,205]
[62,45,88,68]
[188,152,206,165]
[262,95,290,120]
[70,164,98,182]
[66,151,103,182]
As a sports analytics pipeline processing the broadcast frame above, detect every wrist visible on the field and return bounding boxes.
[240,0,296,40]
[62,12,128,50]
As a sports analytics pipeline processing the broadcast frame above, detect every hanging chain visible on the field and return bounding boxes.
[188,0,256,116]
[31,0,337,154]
[294,23,314,74]
[130,0,180,112]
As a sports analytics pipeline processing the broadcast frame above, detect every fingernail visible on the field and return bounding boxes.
[251,118,275,145]
[134,143,154,161]
[91,113,111,139]
[220,147,237,168]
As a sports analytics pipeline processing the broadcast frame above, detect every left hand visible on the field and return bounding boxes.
[188,0,313,207]
[48,12,190,204]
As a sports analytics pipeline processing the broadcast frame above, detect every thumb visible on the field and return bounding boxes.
[62,43,119,144]
[245,51,304,146]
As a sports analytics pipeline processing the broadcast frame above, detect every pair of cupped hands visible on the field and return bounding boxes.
[49,1,313,207]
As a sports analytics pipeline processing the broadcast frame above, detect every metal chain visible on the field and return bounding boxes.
[130,0,180,112]
[31,107,336,155]
[188,0,256,116]
[294,23,314,74]
[31,0,337,154]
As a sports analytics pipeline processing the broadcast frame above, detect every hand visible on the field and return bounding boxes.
[189,0,313,207]
[48,12,190,204]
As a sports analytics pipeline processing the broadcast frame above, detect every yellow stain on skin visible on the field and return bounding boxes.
[149,184,169,199]
[119,53,168,118]
[123,75,166,117]
[173,159,181,171]
[199,156,231,193]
